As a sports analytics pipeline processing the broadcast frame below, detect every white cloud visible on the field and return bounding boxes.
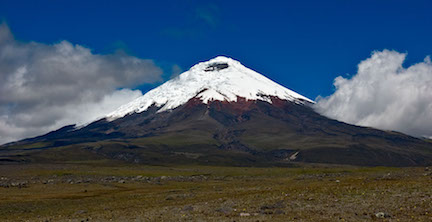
[0,23,163,144]
[316,49,432,138]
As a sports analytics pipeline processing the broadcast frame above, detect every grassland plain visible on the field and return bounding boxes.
[0,162,431,221]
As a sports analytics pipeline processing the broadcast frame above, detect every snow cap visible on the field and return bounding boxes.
[107,56,313,120]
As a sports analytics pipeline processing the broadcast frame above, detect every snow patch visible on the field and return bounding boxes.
[289,151,299,160]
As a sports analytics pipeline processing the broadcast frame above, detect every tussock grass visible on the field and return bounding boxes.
[0,163,431,221]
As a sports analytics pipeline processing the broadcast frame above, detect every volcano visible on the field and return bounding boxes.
[2,56,432,166]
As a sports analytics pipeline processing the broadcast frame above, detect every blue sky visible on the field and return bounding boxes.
[1,0,432,99]
[1,0,432,143]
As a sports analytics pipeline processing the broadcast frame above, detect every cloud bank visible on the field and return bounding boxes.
[0,24,163,144]
[316,50,432,138]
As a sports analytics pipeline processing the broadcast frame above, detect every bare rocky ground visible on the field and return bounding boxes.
[0,163,431,221]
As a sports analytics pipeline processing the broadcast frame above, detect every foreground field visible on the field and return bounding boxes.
[0,162,431,221]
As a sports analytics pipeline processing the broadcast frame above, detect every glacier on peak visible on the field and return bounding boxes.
[107,56,313,120]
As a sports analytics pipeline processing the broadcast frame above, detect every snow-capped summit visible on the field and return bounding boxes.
[107,56,313,120]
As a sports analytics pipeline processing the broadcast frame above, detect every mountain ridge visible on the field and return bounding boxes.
[2,57,432,167]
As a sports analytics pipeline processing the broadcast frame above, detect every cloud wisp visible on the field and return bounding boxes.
[316,50,432,138]
[195,4,219,27]
[0,23,163,144]
[161,3,220,39]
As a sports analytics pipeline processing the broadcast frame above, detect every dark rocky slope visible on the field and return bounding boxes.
[2,97,432,167]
